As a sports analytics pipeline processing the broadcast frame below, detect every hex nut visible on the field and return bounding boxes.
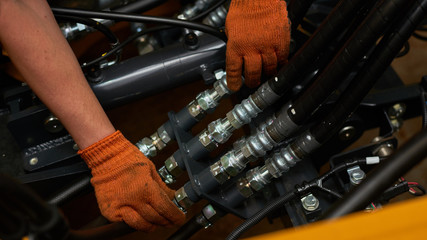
[150,132,166,150]
[136,137,157,158]
[246,169,264,192]
[157,166,175,185]
[175,187,194,211]
[202,205,221,223]
[210,161,229,184]
[236,178,253,198]
[199,129,218,152]
[165,156,183,178]
[187,100,205,121]
[207,119,232,144]
[220,153,240,177]
[226,111,243,129]
[157,125,172,144]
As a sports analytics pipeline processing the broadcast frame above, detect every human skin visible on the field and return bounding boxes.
[0,0,115,149]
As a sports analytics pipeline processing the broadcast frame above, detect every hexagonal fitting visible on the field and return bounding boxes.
[220,151,245,177]
[150,132,166,151]
[174,187,194,212]
[187,100,206,121]
[226,111,243,129]
[210,161,229,184]
[246,168,265,192]
[165,155,183,178]
[199,129,218,152]
[157,125,172,144]
[236,178,254,198]
[136,137,157,158]
[207,119,232,144]
[196,90,217,111]
[202,204,221,224]
[158,166,175,185]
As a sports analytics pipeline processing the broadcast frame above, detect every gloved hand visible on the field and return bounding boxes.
[79,131,185,231]
[225,0,291,91]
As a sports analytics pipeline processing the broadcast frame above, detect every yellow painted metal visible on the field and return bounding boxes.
[246,196,427,240]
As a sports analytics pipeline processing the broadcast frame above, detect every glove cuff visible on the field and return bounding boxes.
[78,130,133,172]
[230,0,279,7]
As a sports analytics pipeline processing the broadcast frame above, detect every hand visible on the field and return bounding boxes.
[225,0,291,91]
[79,131,185,231]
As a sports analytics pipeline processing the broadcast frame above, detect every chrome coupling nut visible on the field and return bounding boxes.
[210,161,229,184]
[136,137,157,158]
[165,155,183,178]
[207,118,233,144]
[158,166,175,185]
[174,187,194,212]
[199,129,218,152]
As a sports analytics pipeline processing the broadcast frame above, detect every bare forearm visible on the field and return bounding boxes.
[0,0,115,149]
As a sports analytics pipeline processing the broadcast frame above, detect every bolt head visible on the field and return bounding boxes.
[301,194,319,211]
[165,156,183,178]
[157,125,172,144]
[175,187,193,211]
[210,161,229,184]
[187,100,205,121]
[338,126,356,141]
[29,157,38,166]
[199,130,218,151]
[236,178,253,198]
[388,103,406,119]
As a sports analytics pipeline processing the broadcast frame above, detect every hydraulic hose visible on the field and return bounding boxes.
[112,0,167,13]
[51,8,227,42]
[287,0,316,33]
[48,175,92,206]
[268,0,368,94]
[225,191,297,240]
[311,0,425,143]
[287,0,409,125]
[167,214,204,240]
[322,128,427,219]
[67,222,134,240]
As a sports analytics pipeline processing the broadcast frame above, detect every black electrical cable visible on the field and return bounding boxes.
[167,214,206,240]
[310,0,425,143]
[81,25,171,68]
[287,0,410,126]
[413,31,427,41]
[51,7,227,42]
[55,15,119,44]
[408,184,426,196]
[226,157,380,240]
[396,41,410,58]
[112,0,167,14]
[225,191,297,240]
[267,0,369,95]
[322,129,427,219]
[189,0,228,21]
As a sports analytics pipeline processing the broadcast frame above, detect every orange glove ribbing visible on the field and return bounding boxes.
[78,131,185,231]
[225,0,291,91]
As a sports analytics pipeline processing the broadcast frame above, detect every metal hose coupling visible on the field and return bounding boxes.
[174,187,195,213]
[138,70,231,158]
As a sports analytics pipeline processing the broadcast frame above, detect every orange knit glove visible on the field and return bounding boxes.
[78,131,185,231]
[225,0,291,91]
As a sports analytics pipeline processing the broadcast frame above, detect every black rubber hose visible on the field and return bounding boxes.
[311,0,424,143]
[321,129,427,219]
[0,174,52,223]
[113,0,167,13]
[48,174,92,206]
[54,15,119,44]
[67,222,134,240]
[288,0,409,125]
[51,8,227,42]
[225,191,297,240]
[268,0,368,94]
[167,214,205,240]
[287,0,316,32]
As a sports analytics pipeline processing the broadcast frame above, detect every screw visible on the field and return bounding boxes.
[349,167,366,185]
[29,157,38,165]
[339,126,356,141]
[388,103,406,119]
[73,144,79,151]
[184,33,198,48]
[301,194,319,211]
